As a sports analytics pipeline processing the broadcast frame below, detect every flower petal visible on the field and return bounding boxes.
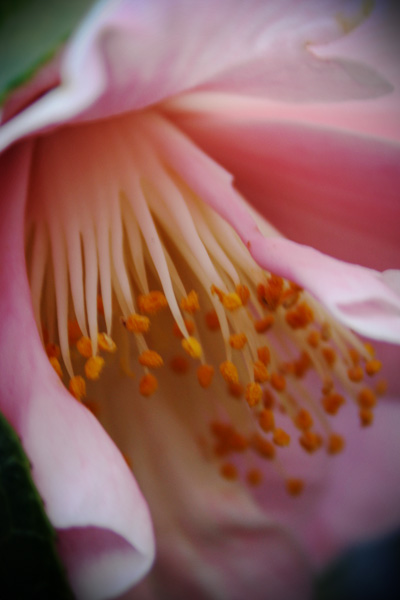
[0,142,155,599]
[0,0,392,151]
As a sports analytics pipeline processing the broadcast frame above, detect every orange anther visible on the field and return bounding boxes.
[257,346,271,366]
[293,352,312,378]
[254,315,275,333]
[210,285,224,301]
[139,373,158,397]
[68,319,82,344]
[321,323,332,340]
[85,356,105,380]
[259,409,275,433]
[197,364,214,388]
[322,393,345,416]
[97,332,117,353]
[228,382,244,398]
[286,478,304,496]
[138,291,168,314]
[281,288,300,309]
[263,389,275,409]
[236,284,250,305]
[348,365,364,382]
[205,310,220,331]
[299,431,322,454]
[285,302,314,329]
[364,342,375,356]
[222,292,242,311]
[246,468,263,487]
[359,408,374,427]
[365,359,382,376]
[220,462,238,481]
[219,361,239,385]
[182,336,202,359]
[172,319,195,339]
[257,275,284,310]
[49,356,62,378]
[170,356,190,374]
[349,348,360,365]
[294,409,314,431]
[139,350,164,368]
[307,331,320,348]
[253,360,269,383]
[375,379,388,395]
[358,388,377,409]
[180,290,200,313]
[270,372,286,392]
[77,336,93,358]
[327,433,345,454]
[322,347,336,367]
[46,343,60,359]
[273,428,291,447]
[245,383,262,407]
[229,333,247,350]
[69,375,86,401]
[251,434,276,459]
[124,313,150,333]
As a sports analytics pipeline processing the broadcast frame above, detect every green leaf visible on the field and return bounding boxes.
[0,411,74,600]
[0,0,98,105]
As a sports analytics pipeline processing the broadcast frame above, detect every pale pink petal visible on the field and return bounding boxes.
[143,114,400,343]
[0,0,393,151]
[0,143,154,599]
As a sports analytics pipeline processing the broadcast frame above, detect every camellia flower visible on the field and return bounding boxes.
[1,1,400,599]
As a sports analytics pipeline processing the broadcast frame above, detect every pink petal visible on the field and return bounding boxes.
[143,113,400,343]
[0,0,393,150]
[0,143,154,599]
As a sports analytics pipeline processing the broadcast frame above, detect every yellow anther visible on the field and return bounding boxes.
[286,478,304,496]
[359,407,374,427]
[229,333,247,350]
[257,346,271,366]
[307,331,320,348]
[205,310,220,331]
[139,373,158,397]
[258,409,275,433]
[124,313,150,333]
[181,336,202,359]
[180,290,200,313]
[220,462,238,481]
[172,319,195,339]
[322,347,336,367]
[223,293,242,311]
[197,364,214,388]
[358,388,377,409]
[245,383,262,407]
[97,332,117,353]
[251,434,276,459]
[68,319,82,344]
[85,356,105,380]
[348,365,364,382]
[219,361,239,385]
[76,336,93,358]
[365,359,382,376]
[46,343,60,359]
[69,375,86,401]
[254,315,274,333]
[170,356,190,374]
[270,372,286,392]
[327,433,345,454]
[294,409,314,431]
[139,350,164,368]
[236,284,250,305]
[246,468,263,487]
[138,291,168,314]
[299,431,323,454]
[253,360,269,383]
[322,392,345,415]
[273,428,291,447]
[285,302,314,329]
[49,356,62,378]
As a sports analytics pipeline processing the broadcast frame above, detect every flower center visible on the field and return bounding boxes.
[25,109,385,496]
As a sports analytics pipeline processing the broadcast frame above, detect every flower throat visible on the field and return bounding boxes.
[25,110,385,496]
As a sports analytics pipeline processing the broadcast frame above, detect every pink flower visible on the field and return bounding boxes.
[1,1,400,599]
